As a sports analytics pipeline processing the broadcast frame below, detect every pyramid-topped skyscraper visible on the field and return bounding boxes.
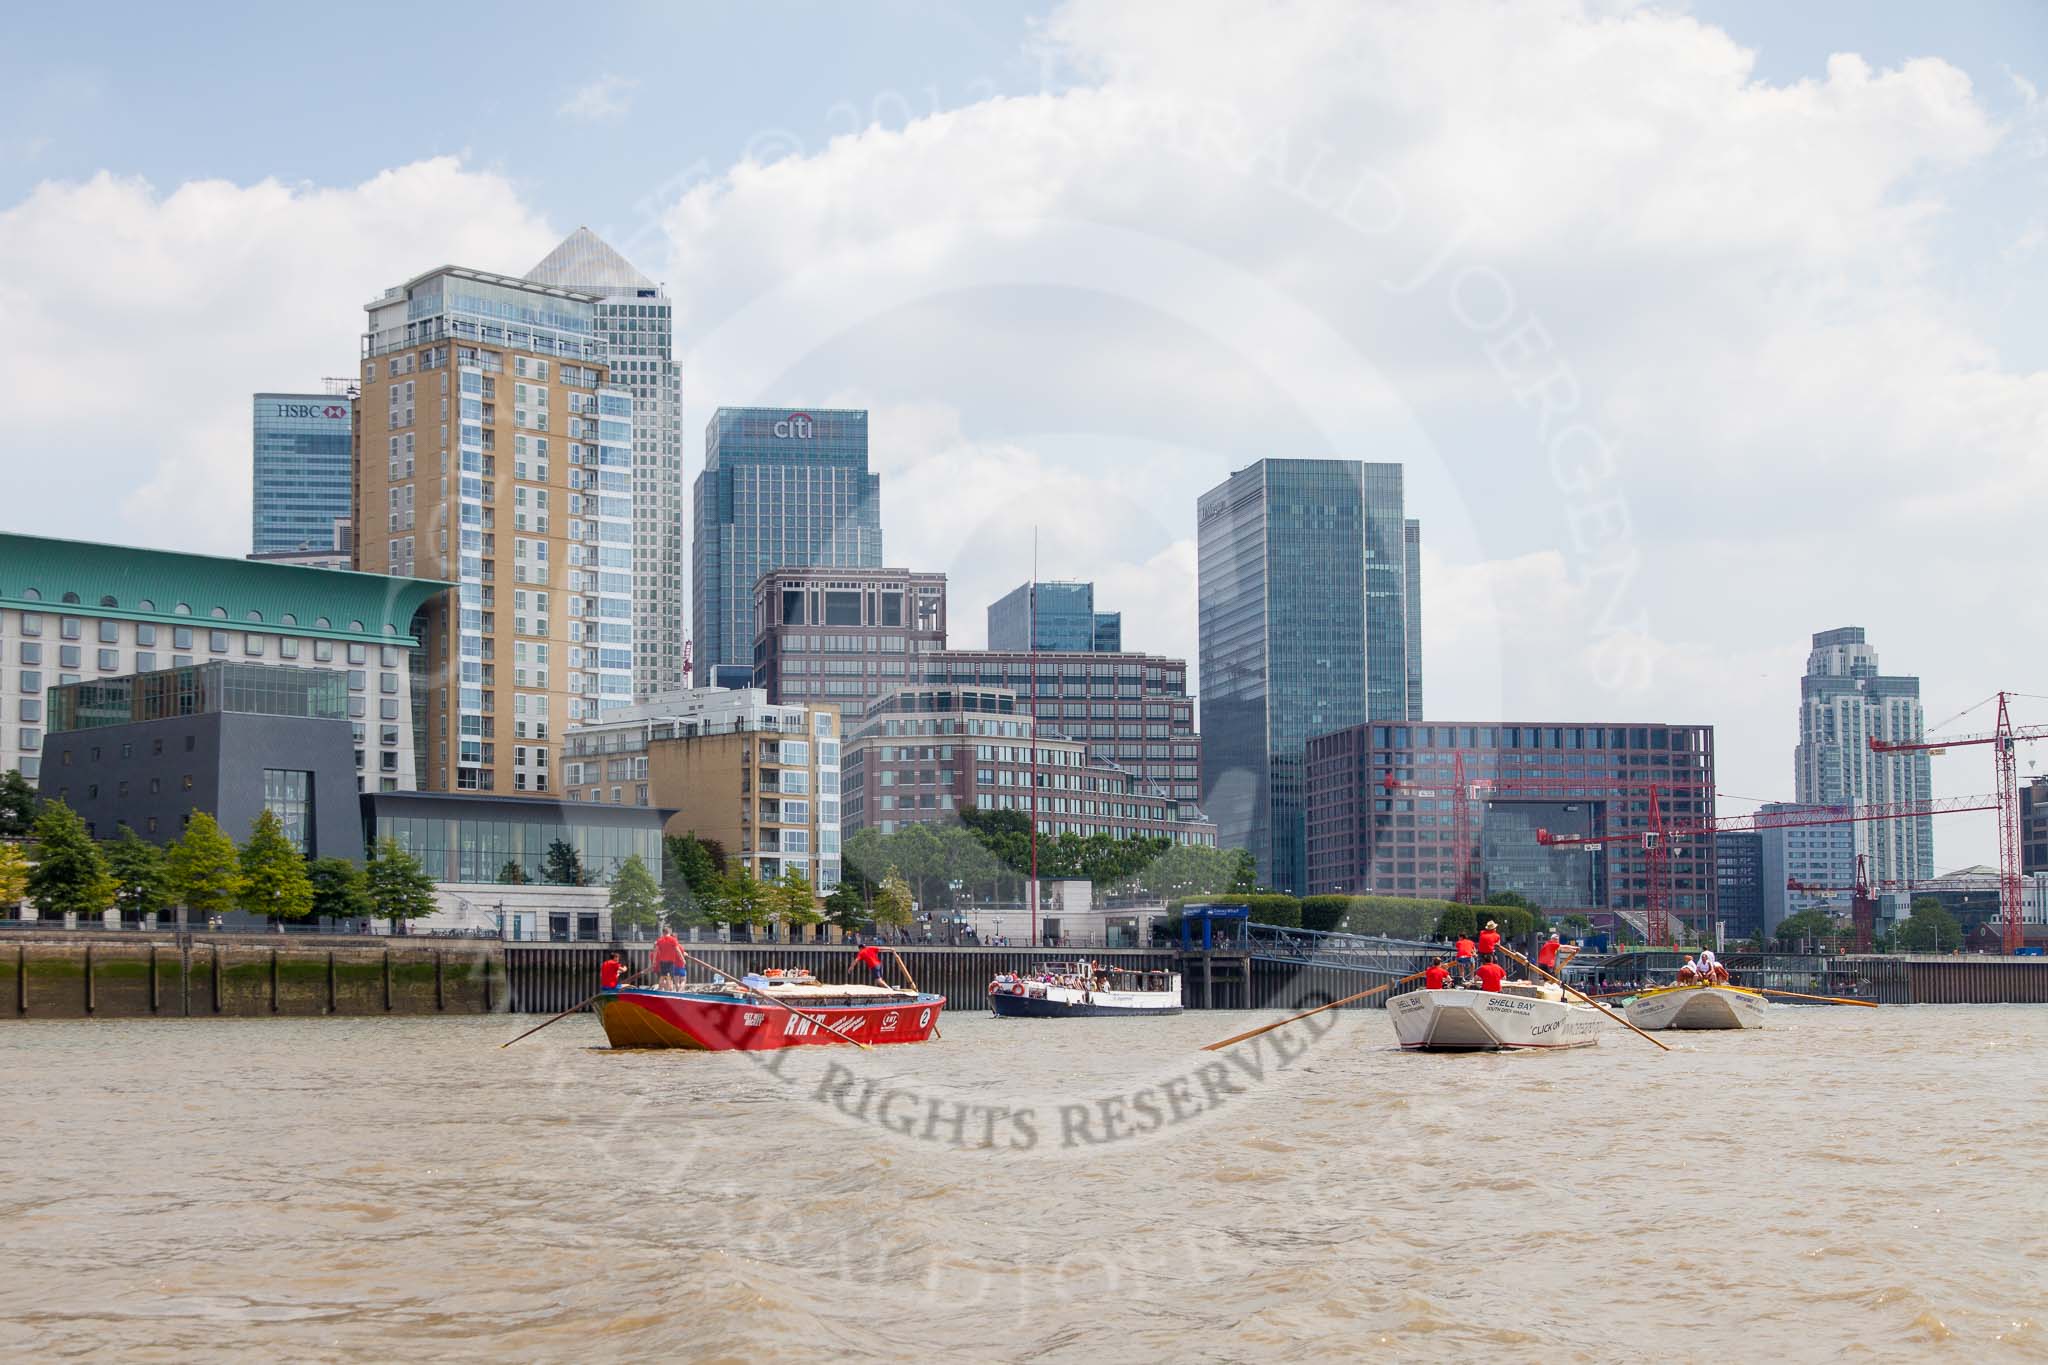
[526,228,686,698]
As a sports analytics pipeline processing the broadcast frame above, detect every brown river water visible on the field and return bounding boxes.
[2,1003,2043,1362]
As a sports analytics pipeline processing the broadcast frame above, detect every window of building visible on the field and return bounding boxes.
[261,769,313,854]
[97,621,119,644]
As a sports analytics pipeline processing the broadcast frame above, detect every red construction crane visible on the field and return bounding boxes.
[1537,791,1999,947]
[1869,691,2048,954]
[1782,854,1921,953]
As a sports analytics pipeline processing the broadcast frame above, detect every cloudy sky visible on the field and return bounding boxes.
[3,0,2044,865]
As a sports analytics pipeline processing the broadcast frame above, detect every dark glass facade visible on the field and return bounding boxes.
[1196,460,1420,893]
[48,662,348,733]
[986,580,1122,653]
[692,407,881,682]
[363,790,668,885]
[252,393,353,555]
[1714,831,1764,940]
[1303,720,1717,923]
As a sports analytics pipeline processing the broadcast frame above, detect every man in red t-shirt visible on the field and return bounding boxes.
[1535,931,1561,979]
[1454,937,1477,982]
[599,953,626,990]
[1424,959,1451,991]
[853,941,885,985]
[1476,960,1506,992]
[1477,921,1501,966]
[652,930,685,987]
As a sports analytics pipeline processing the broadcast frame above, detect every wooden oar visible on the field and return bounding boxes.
[889,949,939,1039]
[680,950,874,1051]
[1201,971,1427,1052]
[1502,946,1670,1053]
[1753,987,1879,1009]
[500,966,647,1048]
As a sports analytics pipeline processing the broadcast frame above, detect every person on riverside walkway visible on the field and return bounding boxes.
[599,953,627,991]
[1476,959,1506,993]
[652,930,686,988]
[1477,920,1502,967]
[1424,958,1451,991]
[852,940,885,986]
[1535,931,1562,981]
[1454,935,1477,982]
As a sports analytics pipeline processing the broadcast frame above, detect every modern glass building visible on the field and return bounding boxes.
[252,393,354,556]
[692,407,881,687]
[986,580,1122,653]
[1793,627,1934,883]
[526,229,686,699]
[1196,459,1422,893]
[363,789,669,886]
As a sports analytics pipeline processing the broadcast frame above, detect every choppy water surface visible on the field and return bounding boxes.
[2,1004,2043,1362]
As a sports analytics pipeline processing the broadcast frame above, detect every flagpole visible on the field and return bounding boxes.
[1029,526,1040,947]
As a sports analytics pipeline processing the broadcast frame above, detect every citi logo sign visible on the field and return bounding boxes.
[772,413,815,439]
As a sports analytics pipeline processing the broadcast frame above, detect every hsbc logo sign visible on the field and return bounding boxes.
[771,413,815,439]
[275,403,349,421]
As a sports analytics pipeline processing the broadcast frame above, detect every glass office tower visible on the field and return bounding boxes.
[251,393,353,555]
[986,579,1121,653]
[1196,459,1421,893]
[692,407,881,687]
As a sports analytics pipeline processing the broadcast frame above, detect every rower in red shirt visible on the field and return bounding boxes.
[652,930,686,987]
[853,941,885,985]
[1477,921,1501,965]
[599,953,626,990]
[1453,936,1477,982]
[1476,960,1507,993]
[1424,959,1451,991]
[1535,931,1561,978]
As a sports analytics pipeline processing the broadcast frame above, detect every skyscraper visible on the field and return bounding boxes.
[986,579,1122,653]
[525,229,685,699]
[355,263,636,795]
[252,392,354,556]
[692,407,881,689]
[1197,459,1421,893]
[1403,518,1424,721]
[1793,627,1933,882]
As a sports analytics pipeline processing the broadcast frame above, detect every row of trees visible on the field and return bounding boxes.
[1771,898,1966,952]
[840,810,1256,913]
[0,801,438,927]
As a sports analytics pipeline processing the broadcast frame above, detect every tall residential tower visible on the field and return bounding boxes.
[356,264,636,795]
[692,407,881,690]
[1196,459,1421,893]
[525,229,685,699]
[1793,626,1933,883]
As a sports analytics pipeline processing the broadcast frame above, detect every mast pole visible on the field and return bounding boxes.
[1029,526,1040,946]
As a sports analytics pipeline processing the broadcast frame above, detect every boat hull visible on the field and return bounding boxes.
[989,991,1182,1018]
[1386,989,1603,1051]
[1623,984,1766,1031]
[595,987,945,1050]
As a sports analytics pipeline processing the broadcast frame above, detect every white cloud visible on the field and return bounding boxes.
[0,159,558,553]
[558,74,637,122]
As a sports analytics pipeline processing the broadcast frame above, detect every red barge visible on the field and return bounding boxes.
[595,970,945,1050]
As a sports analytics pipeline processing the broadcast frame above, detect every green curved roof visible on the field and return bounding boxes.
[0,532,448,646]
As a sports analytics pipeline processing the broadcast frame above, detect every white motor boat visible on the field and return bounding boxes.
[1622,983,1767,1031]
[1387,980,1603,1052]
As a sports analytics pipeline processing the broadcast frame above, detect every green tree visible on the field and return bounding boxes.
[165,811,241,923]
[543,839,586,886]
[888,822,946,911]
[1484,890,1533,910]
[308,856,371,922]
[872,869,915,932]
[365,836,439,927]
[104,825,173,921]
[609,853,661,934]
[660,833,722,928]
[236,809,314,924]
[712,866,772,932]
[497,858,530,885]
[1775,908,1845,950]
[824,880,870,935]
[772,866,822,940]
[0,768,42,839]
[26,800,116,920]
[1560,913,1594,936]
[1434,903,1478,940]
[1226,848,1259,894]
[1897,898,1963,953]
[0,842,29,915]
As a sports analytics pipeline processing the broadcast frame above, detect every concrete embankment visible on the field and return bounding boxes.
[6,934,505,1019]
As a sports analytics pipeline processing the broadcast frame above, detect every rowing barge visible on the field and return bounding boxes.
[1622,982,1767,1031]
[1386,980,1603,1052]
[595,971,945,1050]
[988,963,1183,1018]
